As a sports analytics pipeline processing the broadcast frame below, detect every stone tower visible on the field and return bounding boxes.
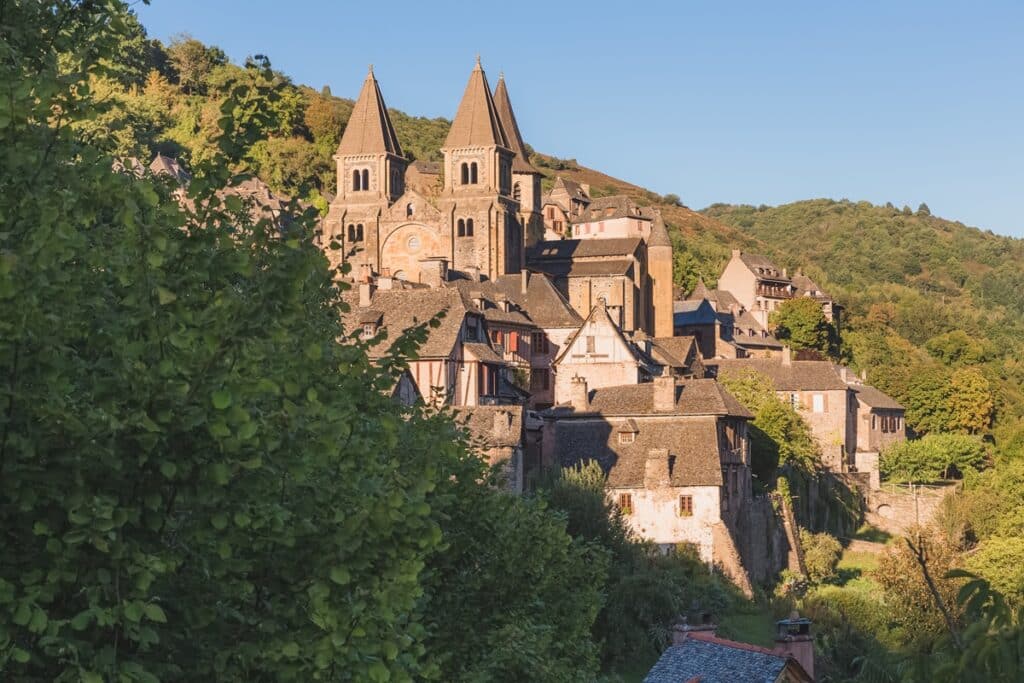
[325,66,407,274]
[648,212,674,337]
[440,58,521,279]
[493,73,544,248]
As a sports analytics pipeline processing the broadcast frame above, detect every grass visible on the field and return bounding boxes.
[851,523,892,544]
[717,607,777,648]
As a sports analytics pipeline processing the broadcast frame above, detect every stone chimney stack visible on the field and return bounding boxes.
[470,290,484,311]
[569,375,589,410]
[644,448,671,489]
[671,613,717,644]
[653,375,676,412]
[358,262,373,283]
[774,611,815,681]
[418,257,448,289]
[839,366,848,383]
[781,345,792,366]
[861,368,868,381]
[521,268,530,295]
[358,281,376,308]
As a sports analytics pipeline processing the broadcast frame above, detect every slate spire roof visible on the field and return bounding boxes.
[649,212,672,248]
[336,66,404,157]
[492,73,539,174]
[444,58,510,149]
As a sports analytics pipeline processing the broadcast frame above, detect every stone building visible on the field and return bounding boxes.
[842,369,906,489]
[455,405,525,492]
[541,177,591,239]
[542,375,754,589]
[674,283,783,359]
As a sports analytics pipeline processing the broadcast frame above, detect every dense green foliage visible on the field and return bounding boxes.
[799,530,842,584]
[769,297,837,355]
[0,4,604,681]
[881,434,989,482]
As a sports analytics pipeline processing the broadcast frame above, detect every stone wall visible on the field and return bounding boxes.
[864,482,959,535]
[733,495,793,585]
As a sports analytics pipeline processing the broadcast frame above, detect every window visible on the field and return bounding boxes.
[457,219,466,237]
[347,224,364,242]
[871,414,877,430]
[361,169,369,191]
[465,218,474,236]
[470,162,478,184]
[406,235,420,253]
[546,207,554,220]
[618,432,635,444]
[586,336,596,354]
[361,323,376,339]
[356,224,364,241]
[789,393,799,409]
[531,331,549,356]
[513,182,521,202]
[460,162,469,185]
[406,202,414,218]
[352,170,361,191]
[530,369,550,392]
[812,393,825,413]
[617,493,633,515]
[465,317,479,342]
[678,495,693,517]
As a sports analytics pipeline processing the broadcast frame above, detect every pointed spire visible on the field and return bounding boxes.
[492,73,540,174]
[690,278,711,301]
[336,68,403,157]
[649,211,671,248]
[444,59,509,149]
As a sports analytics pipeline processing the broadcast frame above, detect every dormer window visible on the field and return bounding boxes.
[618,432,635,444]
[361,323,376,339]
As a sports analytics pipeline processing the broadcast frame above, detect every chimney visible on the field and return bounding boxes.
[358,281,375,308]
[783,267,788,278]
[653,375,676,412]
[781,345,792,366]
[358,262,373,283]
[521,268,530,294]
[644,448,670,489]
[469,290,484,310]
[774,611,815,681]
[839,366,848,383]
[495,293,510,312]
[671,613,717,644]
[377,275,394,291]
[465,265,481,282]
[569,375,589,410]
[418,257,448,289]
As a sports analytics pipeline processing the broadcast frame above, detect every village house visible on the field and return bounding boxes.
[541,176,591,239]
[542,375,755,591]
[841,368,906,489]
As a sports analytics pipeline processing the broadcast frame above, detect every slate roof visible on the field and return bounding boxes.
[149,153,191,185]
[710,358,848,391]
[649,336,698,370]
[463,342,504,364]
[558,417,726,488]
[644,634,795,683]
[446,272,583,329]
[548,379,752,419]
[528,237,643,261]
[649,213,672,248]
[851,384,904,410]
[555,177,589,202]
[570,195,655,224]
[336,68,404,157]
[737,252,790,282]
[492,75,540,175]
[731,310,783,349]
[444,59,510,149]
[531,259,634,278]
[673,299,720,326]
[340,287,471,359]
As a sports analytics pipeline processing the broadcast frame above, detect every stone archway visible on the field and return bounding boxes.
[380,223,442,284]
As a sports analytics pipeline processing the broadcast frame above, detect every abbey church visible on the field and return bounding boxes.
[322,60,673,338]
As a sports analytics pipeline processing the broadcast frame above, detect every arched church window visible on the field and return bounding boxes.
[352,170,361,192]
[465,218,474,237]
[470,162,478,184]
[355,224,364,241]
[513,182,521,202]
[361,169,369,191]
[347,224,355,241]
[406,202,414,218]
[457,219,466,237]
[460,163,469,185]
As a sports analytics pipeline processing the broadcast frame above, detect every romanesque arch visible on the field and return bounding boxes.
[380,223,443,284]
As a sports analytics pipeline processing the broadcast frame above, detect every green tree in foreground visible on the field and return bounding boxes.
[769,296,836,354]
[881,434,988,482]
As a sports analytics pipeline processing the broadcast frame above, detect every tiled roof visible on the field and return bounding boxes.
[444,60,510,149]
[674,299,720,326]
[551,415,725,488]
[710,358,848,391]
[851,383,904,410]
[570,195,655,224]
[336,68,404,157]
[340,287,470,359]
[527,237,643,261]
[463,341,504,364]
[644,634,792,683]
[492,75,540,175]
[554,177,589,201]
[649,212,671,247]
[149,153,191,184]
[650,336,698,370]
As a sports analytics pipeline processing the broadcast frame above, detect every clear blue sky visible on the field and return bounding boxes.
[136,0,1024,237]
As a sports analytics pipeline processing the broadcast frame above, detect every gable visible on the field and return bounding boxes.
[555,304,639,367]
[384,188,442,223]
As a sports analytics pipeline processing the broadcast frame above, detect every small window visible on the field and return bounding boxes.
[617,493,633,515]
[871,414,877,430]
[356,224,364,241]
[361,169,369,191]
[531,331,549,356]
[406,202,414,218]
[586,336,596,354]
[460,163,469,185]
[457,219,466,237]
[470,162,478,184]
[812,394,825,413]
[361,323,375,339]
[465,218,474,237]
[789,393,799,409]
[513,182,522,202]
[352,170,361,191]
[618,432,635,444]
[678,495,693,517]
